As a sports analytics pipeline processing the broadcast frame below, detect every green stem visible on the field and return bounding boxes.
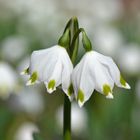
[63,95,71,140]
[63,17,79,140]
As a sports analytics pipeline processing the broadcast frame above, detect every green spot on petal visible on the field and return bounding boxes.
[30,71,38,83]
[103,84,111,96]
[77,89,84,103]
[48,80,56,90]
[24,67,29,74]
[120,75,126,87]
[21,67,29,75]
[68,84,74,96]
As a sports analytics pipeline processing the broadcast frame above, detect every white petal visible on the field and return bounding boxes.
[41,54,58,81]
[44,46,69,93]
[47,87,56,93]
[44,81,56,94]
[94,51,130,89]
[124,82,131,89]
[106,92,114,99]
[29,46,56,73]
[61,52,73,100]
[72,53,95,107]
[26,79,40,86]
[50,60,62,84]
[89,55,114,95]
[72,62,81,98]
[120,80,131,89]
[29,48,57,81]
[26,80,33,86]
[29,45,64,83]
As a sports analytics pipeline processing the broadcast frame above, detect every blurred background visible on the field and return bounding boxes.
[0,0,140,140]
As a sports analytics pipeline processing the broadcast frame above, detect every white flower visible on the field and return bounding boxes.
[118,44,140,75]
[72,51,131,107]
[0,62,18,99]
[14,122,39,140]
[91,0,122,22]
[13,87,44,116]
[22,45,73,100]
[93,26,123,57]
[1,36,28,62]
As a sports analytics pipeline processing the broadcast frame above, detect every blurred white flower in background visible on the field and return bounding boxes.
[59,0,123,36]
[1,36,28,62]
[0,0,123,42]
[93,26,123,57]
[0,62,18,99]
[63,0,122,22]
[91,0,123,22]
[2,0,55,18]
[56,103,87,135]
[14,122,39,140]
[13,0,59,34]
[0,0,63,42]
[12,87,44,115]
[118,44,140,75]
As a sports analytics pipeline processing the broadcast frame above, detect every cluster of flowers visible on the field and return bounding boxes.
[21,18,130,107]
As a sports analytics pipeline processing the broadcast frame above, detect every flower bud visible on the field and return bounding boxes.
[82,31,92,52]
[58,28,71,49]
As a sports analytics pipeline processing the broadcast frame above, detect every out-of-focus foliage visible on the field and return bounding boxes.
[33,133,44,140]
[0,0,140,140]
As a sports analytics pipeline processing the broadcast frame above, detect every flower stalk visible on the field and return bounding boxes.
[63,94,71,140]
[63,17,79,140]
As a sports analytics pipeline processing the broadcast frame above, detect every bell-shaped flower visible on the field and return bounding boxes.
[21,45,73,100]
[72,51,130,107]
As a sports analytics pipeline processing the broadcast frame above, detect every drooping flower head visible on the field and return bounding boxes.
[21,29,74,100]
[22,45,73,100]
[72,51,130,107]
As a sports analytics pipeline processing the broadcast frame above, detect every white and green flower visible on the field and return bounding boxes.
[72,51,131,107]
[22,45,73,100]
